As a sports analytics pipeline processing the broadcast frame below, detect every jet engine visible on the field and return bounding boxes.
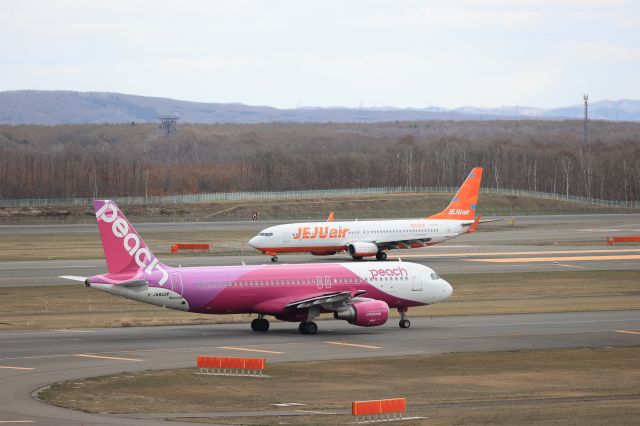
[347,242,379,258]
[334,300,389,327]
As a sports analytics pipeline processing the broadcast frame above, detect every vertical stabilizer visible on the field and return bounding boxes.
[93,200,169,285]
[428,167,483,220]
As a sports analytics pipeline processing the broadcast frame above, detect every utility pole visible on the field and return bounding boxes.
[583,94,589,145]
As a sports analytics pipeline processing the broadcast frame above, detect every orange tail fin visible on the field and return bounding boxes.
[428,167,483,220]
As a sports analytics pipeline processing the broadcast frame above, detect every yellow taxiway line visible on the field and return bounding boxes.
[614,330,640,335]
[0,366,34,371]
[74,354,144,362]
[218,346,284,354]
[468,254,640,263]
[325,341,381,349]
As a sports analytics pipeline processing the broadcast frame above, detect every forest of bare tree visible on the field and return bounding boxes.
[0,120,638,201]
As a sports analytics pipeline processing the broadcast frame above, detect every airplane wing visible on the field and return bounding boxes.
[253,289,367,315]
[373,237,433,251]
[286,289,367,309]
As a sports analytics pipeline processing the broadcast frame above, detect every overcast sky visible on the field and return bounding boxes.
[1,0,639,109]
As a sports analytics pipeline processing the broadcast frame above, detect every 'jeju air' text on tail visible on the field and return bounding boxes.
[428,167,483,220]
[93,200,169,285]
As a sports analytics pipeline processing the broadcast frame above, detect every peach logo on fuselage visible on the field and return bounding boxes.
[293,226,349,240]
[370,266,408,279]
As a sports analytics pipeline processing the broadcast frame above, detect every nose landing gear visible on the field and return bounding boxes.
[398,307,411,329]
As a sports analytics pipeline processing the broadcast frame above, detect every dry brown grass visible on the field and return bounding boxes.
[1,270,639,331]
[39,347,640,425]
[0,229,256,261]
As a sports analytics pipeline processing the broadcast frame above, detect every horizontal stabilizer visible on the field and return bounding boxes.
[59,275,86,282]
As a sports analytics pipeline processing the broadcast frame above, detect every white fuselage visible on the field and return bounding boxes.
[249,218,468,255]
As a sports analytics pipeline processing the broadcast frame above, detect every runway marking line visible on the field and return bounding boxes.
[554,263,587,269]
[324,341,381,349]
[467,254,640,263]
[0,421,35,424]
[218,346,284,354]
[75,354,144,362]
[614,330,640,335]
[0,366,34,371]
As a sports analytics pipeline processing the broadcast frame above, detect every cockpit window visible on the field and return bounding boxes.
[431,272,439,280]
[258,232,273,237]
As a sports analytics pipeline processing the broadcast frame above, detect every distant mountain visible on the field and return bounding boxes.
[0,90,638,124]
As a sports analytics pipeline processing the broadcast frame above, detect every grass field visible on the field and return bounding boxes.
[1,270,639,330]
[38,347,640,425]
[2,192,635,226]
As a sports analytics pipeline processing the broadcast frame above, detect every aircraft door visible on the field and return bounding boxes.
[412,272,423,291]
[170,272,184,299]
[283,227,291,243]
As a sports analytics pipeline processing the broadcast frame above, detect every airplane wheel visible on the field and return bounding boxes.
[271,256,278,263]
[376,251,387,261]
[252,318,269,332]
[399,319,411,329]
[258,318,270,332]
[299,321,318,335]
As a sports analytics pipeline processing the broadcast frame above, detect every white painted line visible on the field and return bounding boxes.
[296,409,338,414]
[554,263,587,269]
[75,354,144,362]
[325,341,381,349]
[0,366,34,371]
[614,330,640,335]
[0,421,36,424]
[218,346,284,354]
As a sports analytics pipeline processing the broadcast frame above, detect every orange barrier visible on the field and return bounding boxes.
[196,355,266,377]
[607,236,640,246]
[171,243,211,253]
[352,398,406,422]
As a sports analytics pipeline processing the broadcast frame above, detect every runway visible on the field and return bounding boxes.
[1,310,639,425]
[0,213,639,424]
[2,213,640,287]
[1,245,639,288]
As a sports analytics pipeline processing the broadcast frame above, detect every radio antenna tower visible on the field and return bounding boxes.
[158,114,179,137]
[583,94,589,145]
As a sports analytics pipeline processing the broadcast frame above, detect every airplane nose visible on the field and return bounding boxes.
[441,280,453,300]
[248,236,259,248]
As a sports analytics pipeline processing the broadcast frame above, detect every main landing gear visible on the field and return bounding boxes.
[398,307,411,329]
[271,255,278,263]
[251,314,270,332]
[298,321,318,335]
[376,251,387,261]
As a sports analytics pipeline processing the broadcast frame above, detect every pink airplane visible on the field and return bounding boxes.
[61,200,452,334]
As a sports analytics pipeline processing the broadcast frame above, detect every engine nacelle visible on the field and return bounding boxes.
[347,242,379,257]
[334,300,389,327]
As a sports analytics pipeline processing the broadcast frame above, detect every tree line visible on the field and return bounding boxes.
[0,120,638,201]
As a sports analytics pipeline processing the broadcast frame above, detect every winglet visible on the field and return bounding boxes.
[327,211,334,222]
[427,167,483,220]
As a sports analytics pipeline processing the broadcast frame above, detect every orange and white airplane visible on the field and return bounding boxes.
[249,167,483,262]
